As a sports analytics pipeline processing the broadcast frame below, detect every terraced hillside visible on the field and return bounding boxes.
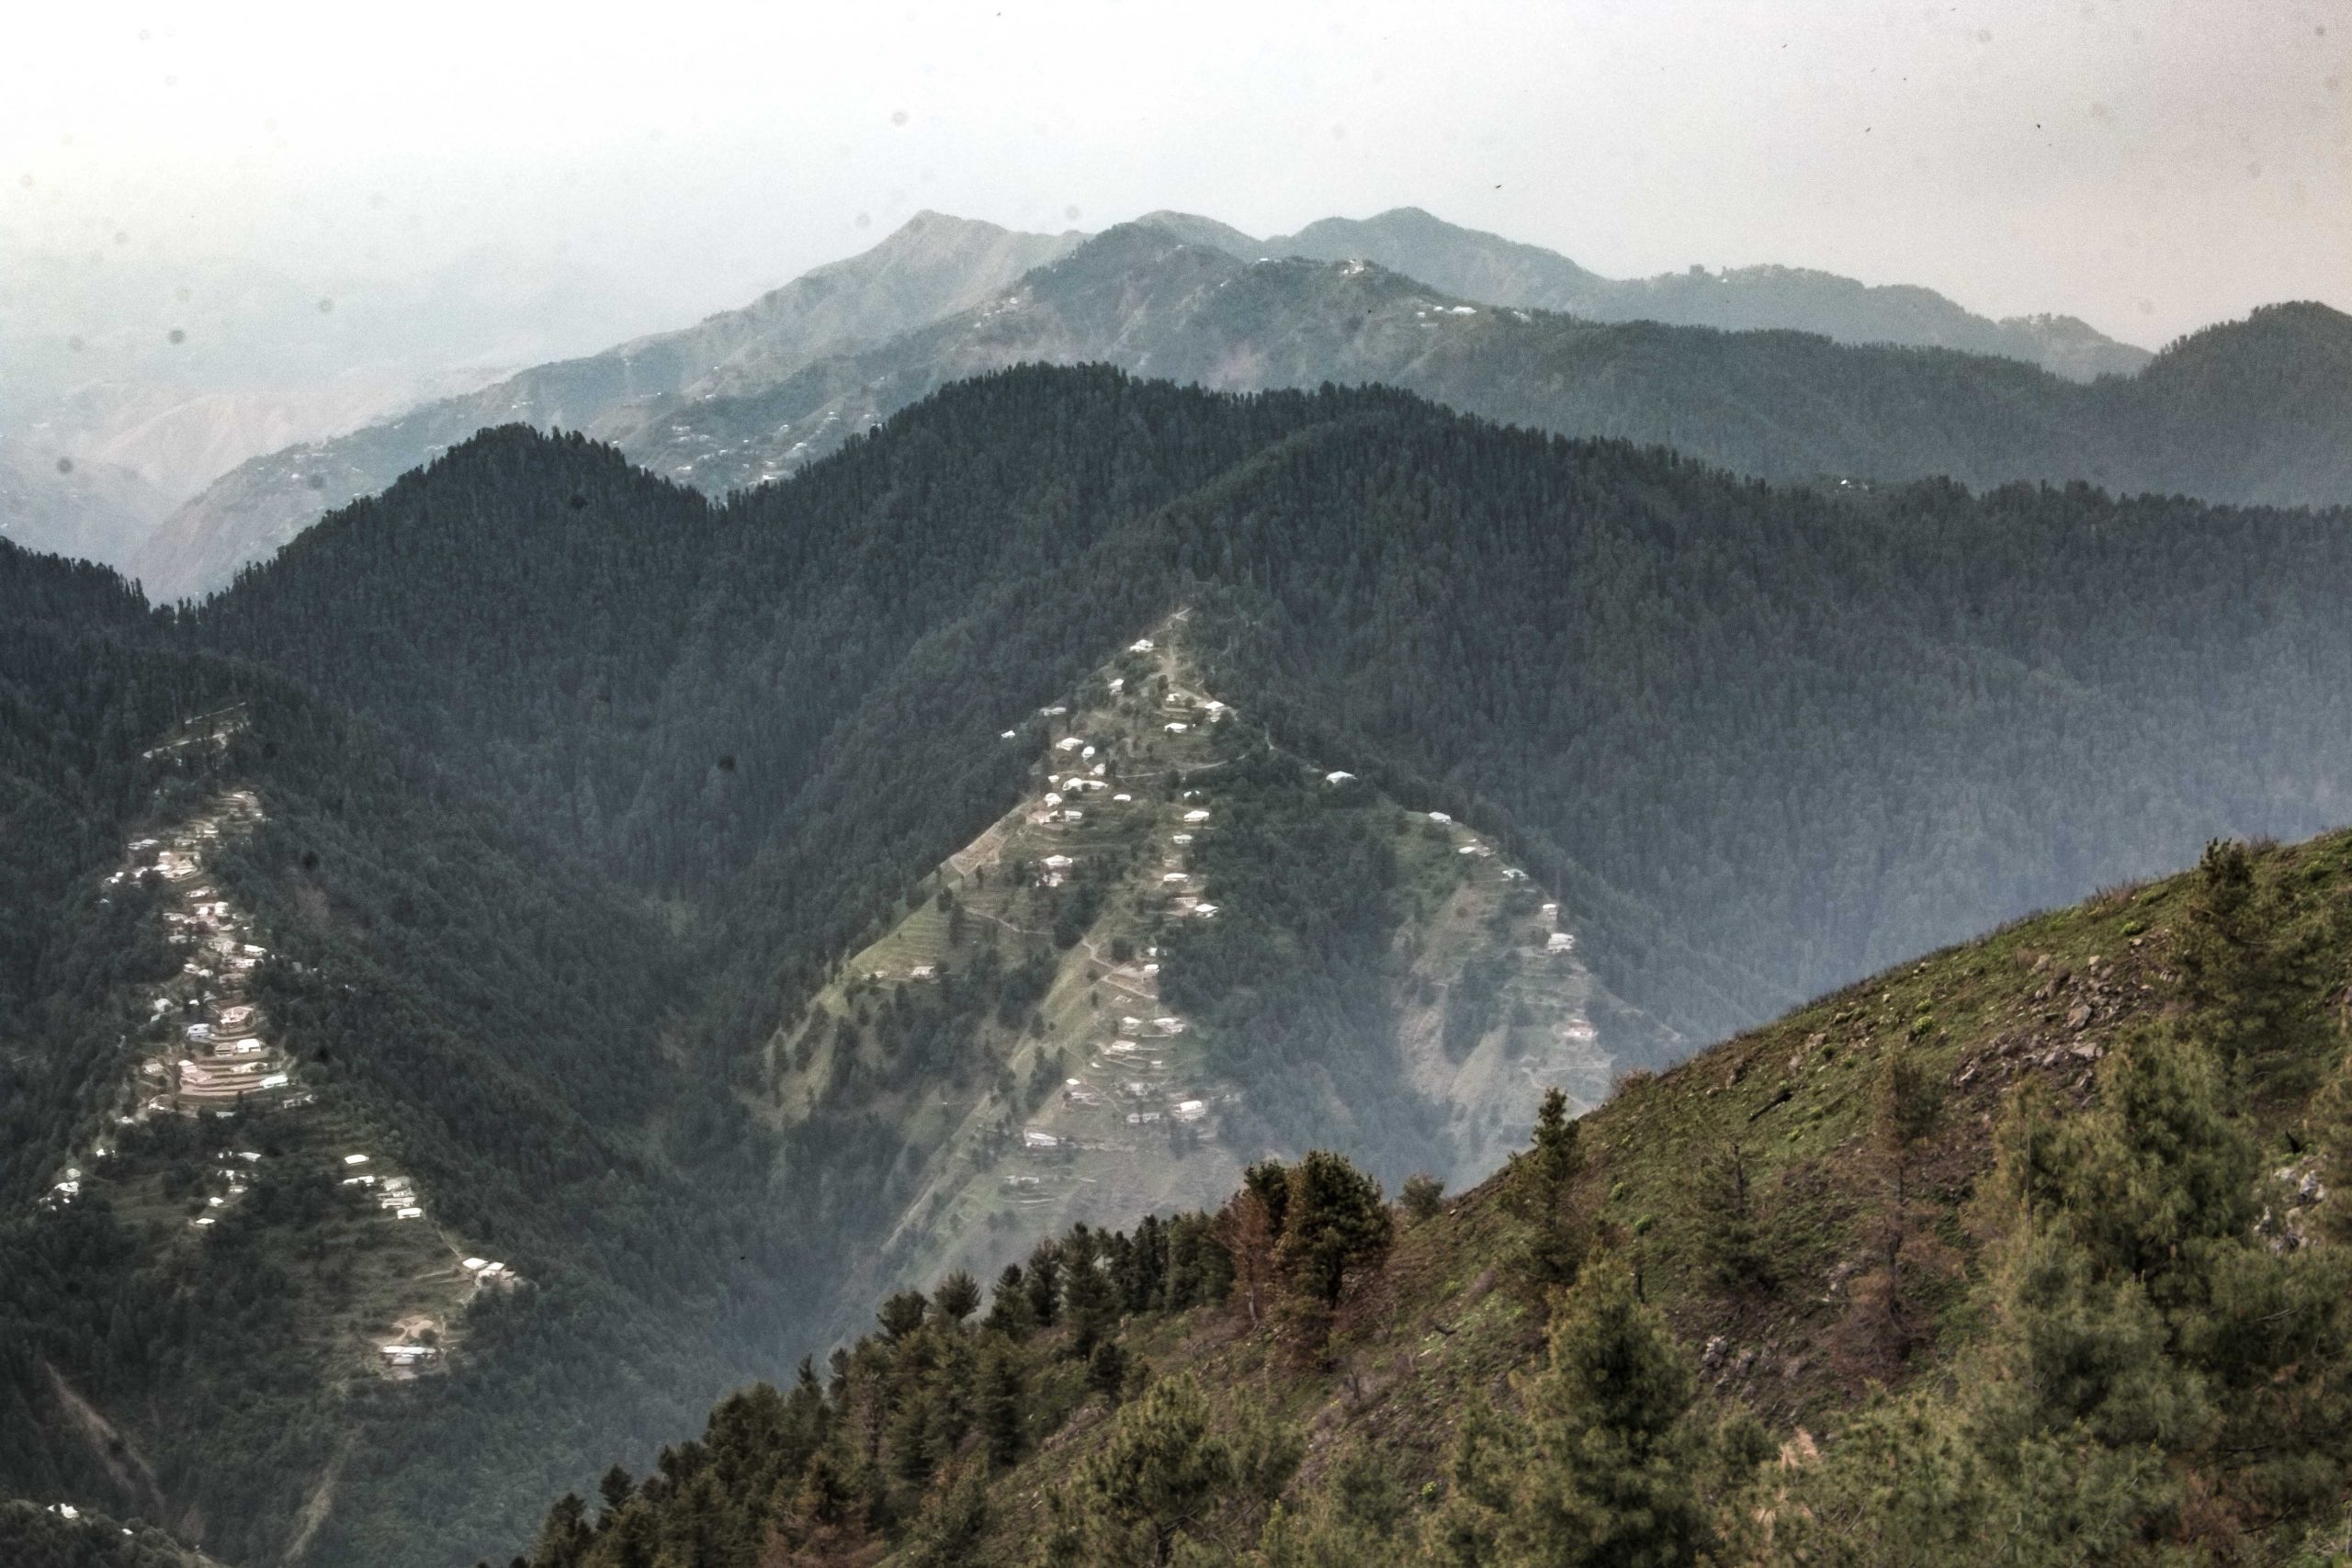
[762,622,1657,1304]
[35,767,519,1394]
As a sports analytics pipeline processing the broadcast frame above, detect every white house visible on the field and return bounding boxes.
[1164,721,1189,734]
[1129,638,1154,653]
[1546,932,1576,953]
[1324,771,1356,785]
[1427,811,1453,824]
[1182,809,1211,824]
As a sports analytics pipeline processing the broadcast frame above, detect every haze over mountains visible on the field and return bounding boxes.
[1149,206,2154,378]
[0,243,669,564]
[9,202,2251,600]
[116,207,2352,602]
[9,367,2352,1562]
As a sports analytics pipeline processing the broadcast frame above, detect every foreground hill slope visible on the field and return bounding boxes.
[509,820,2352,1566]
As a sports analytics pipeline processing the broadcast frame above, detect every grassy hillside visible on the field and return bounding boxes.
[510,821,2352,1566]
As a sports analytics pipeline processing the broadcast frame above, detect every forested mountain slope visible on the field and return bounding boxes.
[616,227,2352,510]
[501,820,2352,1568]
[0,543,822,1568]
[133,214,1080,600]
[193,368,2352,1048]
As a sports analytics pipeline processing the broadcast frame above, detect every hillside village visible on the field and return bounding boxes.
[36,715,521,1383]
[763,618,1636,1300]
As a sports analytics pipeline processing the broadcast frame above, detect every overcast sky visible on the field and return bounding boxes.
[5,0,2346,355]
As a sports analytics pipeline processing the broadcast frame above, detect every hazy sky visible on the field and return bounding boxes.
[5,0,2346,355]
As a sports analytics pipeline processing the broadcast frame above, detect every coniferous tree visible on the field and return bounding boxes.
[1505,1089,1587,1295]
[1686,1138,1773,1297]
[1448,1253,1710,1568]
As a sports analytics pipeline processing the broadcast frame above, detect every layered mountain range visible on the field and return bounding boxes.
[130,210,2351,602]
[7,366,2352,1563]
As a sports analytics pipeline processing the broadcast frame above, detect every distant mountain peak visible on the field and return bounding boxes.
[1131,210,1267,258]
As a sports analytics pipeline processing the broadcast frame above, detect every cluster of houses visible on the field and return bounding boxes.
[377,1341,442,1374]
[460,1255,520,1290]
[339,1154,425,1222]
[44,789,306,1219]
[126,795,308,1132]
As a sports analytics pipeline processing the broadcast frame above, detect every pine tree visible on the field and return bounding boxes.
[932,1269,982,1325]
[1844,1039,1945,1369]
[1504,1088,1587,1295]
[529,1494,591,1568]
[1061,1226,1119,1359]
[1274,1151,1391,1308]
[985,1264,1036,1338]
[1023,1238,1063,1327]
[1502,1252,1710,1567]
[979,1339,1024,1468]
[1071,1373,1238,1566]
[1682,1139,1772,1297]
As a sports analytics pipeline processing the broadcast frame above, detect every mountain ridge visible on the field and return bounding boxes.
[1238,204,2153,378]
[123,205,2267,600]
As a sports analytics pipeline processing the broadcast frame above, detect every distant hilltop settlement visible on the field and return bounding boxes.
[976,629,1585,1174]
[36,716,523,1377]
